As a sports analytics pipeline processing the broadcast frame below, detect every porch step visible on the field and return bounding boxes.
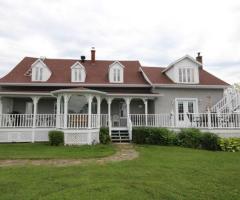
[111,130,130,143]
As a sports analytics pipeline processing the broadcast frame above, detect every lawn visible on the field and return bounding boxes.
[0,145,240,200]
[0,143,116,159]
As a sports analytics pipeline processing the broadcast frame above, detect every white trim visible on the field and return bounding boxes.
[107,93,162,97]
[0,92,53,97]
[175,97,199,113]
[0,83,151,87]
[51,89,106,95]
[152,84,228,89]
[70,62,86,83]
[31,58,52,82]
[139,67,152,85]
[162,55,202,73]
[108,61,125,70]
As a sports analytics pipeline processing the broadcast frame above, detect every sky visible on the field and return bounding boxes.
[0,0,240,84]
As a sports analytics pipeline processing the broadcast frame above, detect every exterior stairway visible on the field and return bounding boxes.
[211,88,240,113]
[111,129,130,143]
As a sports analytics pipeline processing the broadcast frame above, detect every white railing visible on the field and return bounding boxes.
[100,114,108,127]
[0,114,34,127]
[36,114,56,127]
[1,113,240,129]
[67,114,88,128]
[211,88,240,113]
[91,114,98,128]
[130,114,174,127]
[130,113,240,129]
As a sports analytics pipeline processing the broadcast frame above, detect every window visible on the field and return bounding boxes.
[113,68,121,82]
[109,61,124,83]
[73,68,83,82]
[35,67,43,81]
[178,68,194,83]
[71,62,86,82]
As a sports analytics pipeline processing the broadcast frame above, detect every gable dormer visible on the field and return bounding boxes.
[162,55,202,84]
[71,61,86,82]
[109,61,124,83]
[31,58,51,82]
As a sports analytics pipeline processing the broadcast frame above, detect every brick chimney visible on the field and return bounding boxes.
[91,47,95,63]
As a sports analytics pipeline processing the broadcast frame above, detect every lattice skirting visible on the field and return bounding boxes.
[0,128,51,143]
[64,129,100,145]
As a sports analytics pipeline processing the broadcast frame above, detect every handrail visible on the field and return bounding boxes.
[127,115,132,140]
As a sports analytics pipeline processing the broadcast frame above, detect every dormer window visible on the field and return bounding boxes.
[35,67,43,81]
[178,68,194,83]
[31,58,51,82]
[109,61,124,83]
[71,62,86,82]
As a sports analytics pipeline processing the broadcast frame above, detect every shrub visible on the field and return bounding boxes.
[132,127,177,145]
[132,127,150,144]
[178,128,202,148]
[200,132,220,151]
[148,128,176,145]
[48,130,64,146]
[99,128,111,144]
[219,138,240,152]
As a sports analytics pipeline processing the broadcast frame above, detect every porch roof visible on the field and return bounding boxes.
[51,87,107,96]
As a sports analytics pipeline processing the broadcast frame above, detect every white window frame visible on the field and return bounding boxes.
[178,67,195,83]
[71,62,86,83]
[109,61,124,83]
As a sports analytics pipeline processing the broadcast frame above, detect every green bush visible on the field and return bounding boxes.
[99,128,111,144]
[178,128,202,148]
[200,132,220,151]
[219,138,240,152]
[48,130,64,146]
[132,127,177,145]
[132,127,150,144]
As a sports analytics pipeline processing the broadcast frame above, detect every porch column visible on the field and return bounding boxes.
[125,97,130,117]
[56,95,61,128]
[107,98,112,135]
[0,97,3,127]
[63,94,71,129]
[97,96,101,128]
[87,95,93,129]
[144,99,148,126]
[32,96,40,143]
[0,97,2,115]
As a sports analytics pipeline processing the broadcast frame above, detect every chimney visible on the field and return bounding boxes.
[196,52,202,63]
[196,52,203,69]
[80,55,86,62]
[91,47,95,63]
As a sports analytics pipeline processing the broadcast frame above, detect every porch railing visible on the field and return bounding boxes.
[1,113,240,129]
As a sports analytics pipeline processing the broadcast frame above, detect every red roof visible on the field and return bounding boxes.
[0,57,229,86]
[0,57,148,85]
[142,66,229,86]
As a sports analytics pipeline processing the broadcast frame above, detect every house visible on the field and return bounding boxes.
[0,48,239,144]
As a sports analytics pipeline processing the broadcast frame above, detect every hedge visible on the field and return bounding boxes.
[132,127,222,151]
[132,127,177,145]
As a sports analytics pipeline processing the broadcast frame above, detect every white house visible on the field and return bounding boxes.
[0,48,239,145]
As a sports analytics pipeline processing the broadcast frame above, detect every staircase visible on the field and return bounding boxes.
[211,88,240,113]
[111,129,130,143]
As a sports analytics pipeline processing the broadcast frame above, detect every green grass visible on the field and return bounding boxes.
[0,143,116,159]
[0,145,240,200]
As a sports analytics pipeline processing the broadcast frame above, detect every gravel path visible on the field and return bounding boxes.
[0,144,138,167]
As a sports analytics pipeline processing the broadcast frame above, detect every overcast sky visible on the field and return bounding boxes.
[0,0,240,84]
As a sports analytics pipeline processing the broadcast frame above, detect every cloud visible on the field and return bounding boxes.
[0,0,240,84]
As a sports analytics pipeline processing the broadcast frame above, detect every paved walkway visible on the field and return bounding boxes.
[0,144,139,167]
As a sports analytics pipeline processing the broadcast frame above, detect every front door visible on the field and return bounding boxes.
[119,102,127,126]
[176,99,197,127]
